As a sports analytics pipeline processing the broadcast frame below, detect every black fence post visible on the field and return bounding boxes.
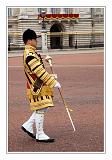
[8,38,11,51]
[89,39,93,48]
[75,32,78,49]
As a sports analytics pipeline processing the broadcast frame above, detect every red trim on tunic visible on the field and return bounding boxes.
[27,73,37,89]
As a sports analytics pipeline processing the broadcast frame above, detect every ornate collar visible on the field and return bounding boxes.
[25,45,36,51]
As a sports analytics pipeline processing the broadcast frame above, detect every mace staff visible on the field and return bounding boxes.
[45,55,76,132]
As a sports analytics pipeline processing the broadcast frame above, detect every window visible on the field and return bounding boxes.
[51,8,60,14]
[8,8,12,16]
[8,25,12,28]
[64,8,73,14]
[94,8,102,15]
[8,36,13,44]
[100,8,104,16]
[38,8,47,14]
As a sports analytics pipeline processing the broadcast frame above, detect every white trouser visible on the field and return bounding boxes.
[22,111,36,134]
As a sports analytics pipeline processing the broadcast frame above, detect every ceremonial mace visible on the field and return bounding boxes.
[45,55,76,132]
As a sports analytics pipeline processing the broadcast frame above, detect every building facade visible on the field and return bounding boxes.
[8,8,104,50]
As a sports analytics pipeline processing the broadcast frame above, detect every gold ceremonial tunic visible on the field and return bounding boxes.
[23,45,57,111]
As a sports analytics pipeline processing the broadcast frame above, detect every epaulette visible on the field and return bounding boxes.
[25,48,35,57]
[26,52,40,62]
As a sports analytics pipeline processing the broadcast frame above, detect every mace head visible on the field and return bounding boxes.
[45,55,52,66]
[45,55,52,62]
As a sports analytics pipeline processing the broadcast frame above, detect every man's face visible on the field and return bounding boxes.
[27,39,37,48]
[31,39,37,48]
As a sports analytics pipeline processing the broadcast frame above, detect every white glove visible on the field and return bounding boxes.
[54,82,61,88]
[45,56,52,66]
[50,74,58,79]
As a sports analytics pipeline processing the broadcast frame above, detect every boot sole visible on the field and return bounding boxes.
[21,126,36,139]
[36,139,55,143]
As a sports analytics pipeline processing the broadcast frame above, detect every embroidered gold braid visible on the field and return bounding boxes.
[28,57,57,88]
[24,45,57,111]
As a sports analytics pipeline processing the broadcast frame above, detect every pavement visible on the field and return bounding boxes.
[8,51,104,152]
[8,47,104,57]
